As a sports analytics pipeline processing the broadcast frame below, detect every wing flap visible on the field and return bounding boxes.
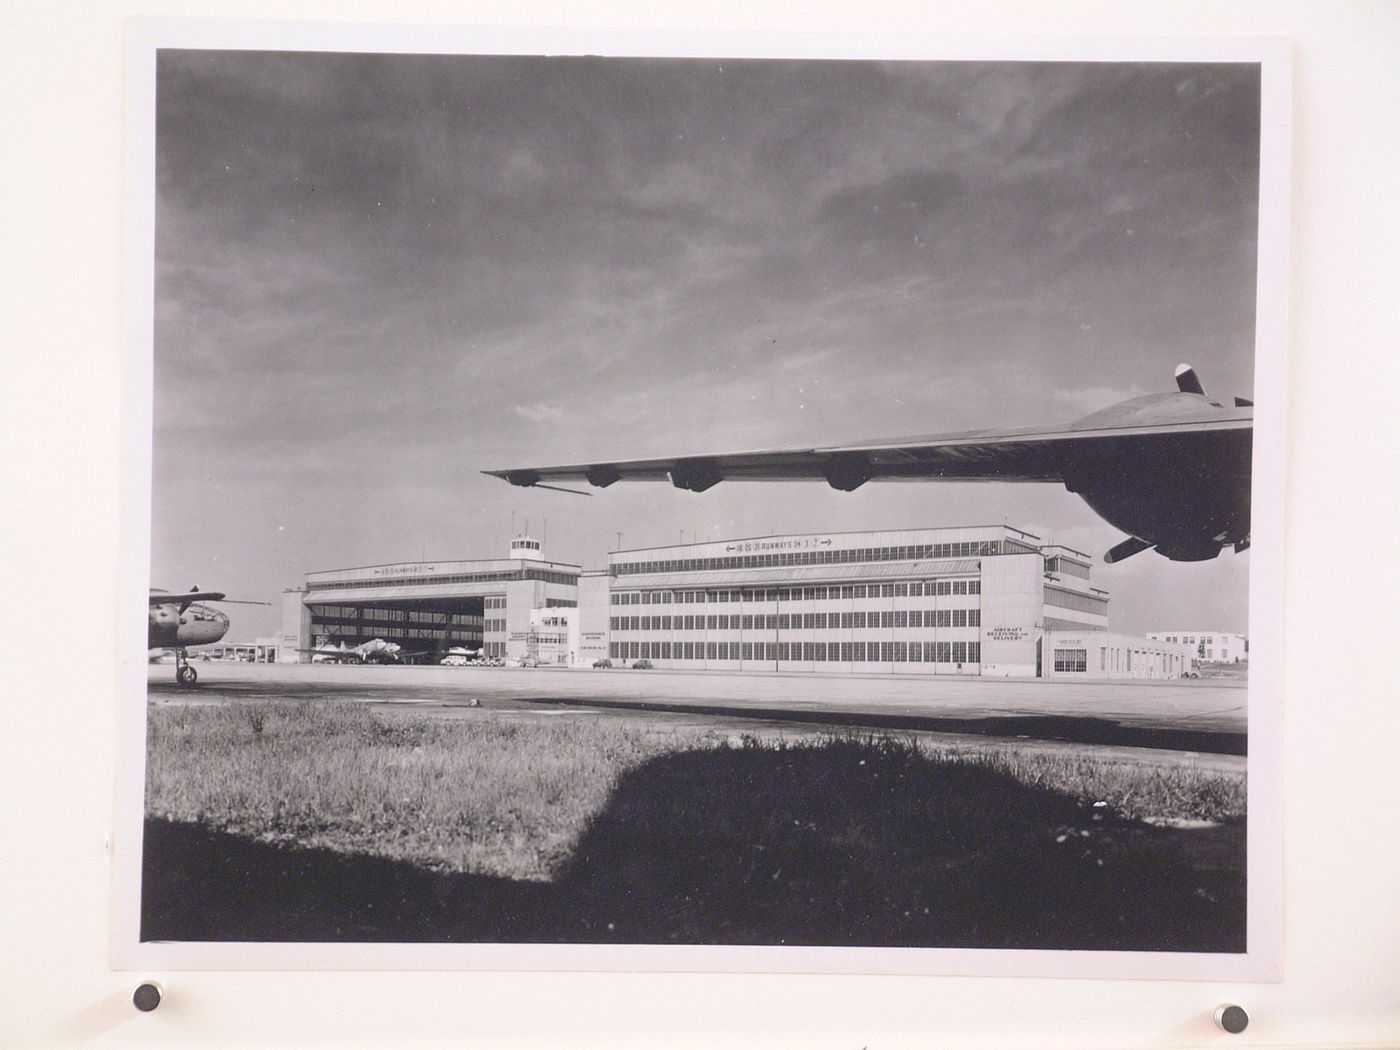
[485,411,1252,491]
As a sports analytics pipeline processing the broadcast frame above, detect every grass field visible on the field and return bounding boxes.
[143,700,1247,949]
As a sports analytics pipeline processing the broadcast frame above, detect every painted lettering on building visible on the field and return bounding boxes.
[372,563,439,577]
[988,626,1029,641]
[724,537,833,553]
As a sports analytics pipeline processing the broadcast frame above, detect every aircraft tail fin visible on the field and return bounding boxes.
[1174,364,1206,396]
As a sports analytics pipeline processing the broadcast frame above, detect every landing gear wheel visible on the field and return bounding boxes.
[177,665,197,686]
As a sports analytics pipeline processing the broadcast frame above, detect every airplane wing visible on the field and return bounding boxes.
[149,590,227,605]
[484,410,1253,493]
[149,591,269,605]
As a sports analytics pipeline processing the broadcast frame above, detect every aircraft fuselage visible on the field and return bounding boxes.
[148,601,229,650]
[1058,392,1252,561]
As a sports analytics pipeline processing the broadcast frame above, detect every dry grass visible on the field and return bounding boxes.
[924,743,1245,823]
[146,701,723,879]
[146,701,1243,882]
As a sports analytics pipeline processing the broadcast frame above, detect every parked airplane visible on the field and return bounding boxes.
[486,365,1252,564]
[148,588,267,685]
[298,638,427,664]
[440,646,484,667]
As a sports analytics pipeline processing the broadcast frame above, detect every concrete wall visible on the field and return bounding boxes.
[576,573,612,666]
[1043,632,1193,680]
[277,587,311,663]
[979,553,1042,677]
[503,579,542,664]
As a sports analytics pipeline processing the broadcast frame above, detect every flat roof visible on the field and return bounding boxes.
[1039,544,1094,563]
[303,586,503,606]
[306,557,580,581]
[611,523,1042,557]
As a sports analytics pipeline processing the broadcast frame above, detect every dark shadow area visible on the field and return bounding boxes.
[143,740,1245,951]
[521,696,1248,756]
[141,819,554,943]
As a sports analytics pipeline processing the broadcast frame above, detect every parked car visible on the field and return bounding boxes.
[632,659,653,670]
[592,658,613,669]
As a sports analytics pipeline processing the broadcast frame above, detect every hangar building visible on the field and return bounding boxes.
[278,537,579,663]
[576,525,1189,679]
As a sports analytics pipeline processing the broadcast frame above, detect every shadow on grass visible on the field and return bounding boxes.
[143,739,1244,951]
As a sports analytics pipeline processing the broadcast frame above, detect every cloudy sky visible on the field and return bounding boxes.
[151,50,1261,640]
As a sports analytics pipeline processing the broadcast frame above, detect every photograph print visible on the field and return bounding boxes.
[128,29,1284,976]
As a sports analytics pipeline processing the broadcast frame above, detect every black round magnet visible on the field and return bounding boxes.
[133,982,163,1012]
[1214,1004,1249,1034]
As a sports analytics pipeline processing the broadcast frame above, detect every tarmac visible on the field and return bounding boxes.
[149,660,1249,773]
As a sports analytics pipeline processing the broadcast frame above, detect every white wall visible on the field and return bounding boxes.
[276,587,310,663]
[576,574,613,666]
[6,7,1399,1050]
[1044,632,1194,681]
[503,578,542,664]
[979,553,1042,676]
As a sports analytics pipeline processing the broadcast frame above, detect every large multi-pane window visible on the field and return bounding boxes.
[1045,556,1092,580]
[1044,586,1109,617]
[1053,648,1088,672]
[308,565,577,592]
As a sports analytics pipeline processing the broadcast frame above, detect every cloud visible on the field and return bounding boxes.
[816,170,963,251]
[512,403,566,423]
[149,54,1263,639]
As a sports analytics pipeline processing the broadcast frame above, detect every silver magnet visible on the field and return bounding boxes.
[1214,1004,1249,1034]
[133,981,163,1012]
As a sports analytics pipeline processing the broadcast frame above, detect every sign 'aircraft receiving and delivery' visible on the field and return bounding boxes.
[148,588,268,685]
[487,366,1252,565]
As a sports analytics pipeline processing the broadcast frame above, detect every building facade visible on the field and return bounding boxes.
[202,636,281,663]
[1145,630,1248,663]
[1042,631,1193,680]
[279,537,579,663]
[519,607,580,666]
[577,525,1148,678]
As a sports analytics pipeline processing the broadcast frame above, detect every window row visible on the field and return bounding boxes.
[1043,556,1092,581]
[1043,586,1110,617]
[309,606,484,625]
[307,567,577,592]
[318,627,482,645]
[483,618,506,634]
[610,608,981,632]
[611,580,980,605]
[609,640,983,663]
